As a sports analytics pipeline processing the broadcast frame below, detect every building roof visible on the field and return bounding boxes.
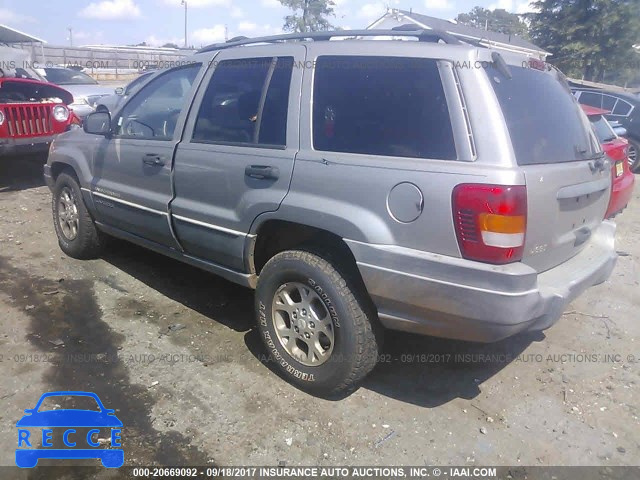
[368,9,548,55]
[0,24,45,44]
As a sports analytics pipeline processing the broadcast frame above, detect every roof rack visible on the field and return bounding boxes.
[197,25,461,53]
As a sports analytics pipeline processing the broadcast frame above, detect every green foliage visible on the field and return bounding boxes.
[456,7,529,38]
[527,0,640,85]
[279,0,335,32]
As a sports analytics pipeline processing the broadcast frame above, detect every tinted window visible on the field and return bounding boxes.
[193,57,292,146]
[612,99,632,116]
[588,115,616,143]
[578,91,602,108]
[115,64,200,140]
[601,95,617,111]
[312,56,456,160]
[259,57,293,145]
[490,67,599,165]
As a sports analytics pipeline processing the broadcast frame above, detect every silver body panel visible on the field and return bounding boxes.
[45,40,617,342]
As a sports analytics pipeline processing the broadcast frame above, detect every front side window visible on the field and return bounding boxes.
[312,56,456,160]
[193,56,293,146]
[577,91,602,108]
[115,64,201,140]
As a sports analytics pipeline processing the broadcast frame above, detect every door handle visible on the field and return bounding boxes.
[143,153,165,166]
[245,165,279,180]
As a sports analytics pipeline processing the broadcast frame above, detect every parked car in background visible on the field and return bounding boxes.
[572,87,640,172]
[581,105,635,218]
[41,67,113,119]
[45,28,618,395]
[0,77,77,158]
[96,70,156,114]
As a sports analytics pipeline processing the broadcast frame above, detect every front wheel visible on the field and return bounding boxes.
[255,249,382,396]
[52,172,106,259]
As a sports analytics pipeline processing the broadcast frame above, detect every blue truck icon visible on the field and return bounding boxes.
[16,391,123,468]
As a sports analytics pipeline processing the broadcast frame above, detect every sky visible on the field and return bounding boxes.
[0,0,534,48]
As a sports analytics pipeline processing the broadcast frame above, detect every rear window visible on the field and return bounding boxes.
[588,115,616,143]
[313,56,456,160]
[490,66,599,165]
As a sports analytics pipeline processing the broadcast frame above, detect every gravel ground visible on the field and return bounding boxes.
[0,155,638,470]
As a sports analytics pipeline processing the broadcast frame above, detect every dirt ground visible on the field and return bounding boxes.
[0,155,638,470]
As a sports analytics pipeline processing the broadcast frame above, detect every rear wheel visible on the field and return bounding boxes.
[52,172,106,259]
[628,139,639,173]
[255,249,382,396]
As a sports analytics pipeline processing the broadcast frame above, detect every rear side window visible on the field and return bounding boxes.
[601,94,617,111]
[312,56,456,160]
[490,66,599,165]
[193,57,292,146]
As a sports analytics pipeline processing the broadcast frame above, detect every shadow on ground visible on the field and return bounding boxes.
[0,256,214,470]
[101,238,254,333]
[0,155,47,192]
[102,238,539,407]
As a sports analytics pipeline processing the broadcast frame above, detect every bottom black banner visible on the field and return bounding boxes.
[0,465,636,479]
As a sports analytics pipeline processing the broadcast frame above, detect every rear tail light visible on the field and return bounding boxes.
[452,184,527,264]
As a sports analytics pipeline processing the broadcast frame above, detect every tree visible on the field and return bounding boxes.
[161,42,180,49]
[279,0,335,33]
[527,0,640,85]
[456,7,529,38]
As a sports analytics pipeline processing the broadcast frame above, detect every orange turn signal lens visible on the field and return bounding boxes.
[479,213,526,234]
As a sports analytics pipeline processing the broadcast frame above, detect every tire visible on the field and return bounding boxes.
[627,138,639,173]
[52,171,105,259]
[255,248,382,396]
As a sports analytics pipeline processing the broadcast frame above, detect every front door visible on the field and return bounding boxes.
[91,63,203,247]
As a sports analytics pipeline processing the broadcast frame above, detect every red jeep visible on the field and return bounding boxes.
[0,77,77,157]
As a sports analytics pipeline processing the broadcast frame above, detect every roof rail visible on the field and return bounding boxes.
[197,27,461,53]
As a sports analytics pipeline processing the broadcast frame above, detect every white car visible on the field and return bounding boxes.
[42,67,113,119]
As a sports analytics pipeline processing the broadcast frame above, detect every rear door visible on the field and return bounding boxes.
[490,65,610,272]
[170,45,304,271]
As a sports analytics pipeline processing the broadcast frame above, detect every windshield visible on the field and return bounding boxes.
[44,68,98,85]
[489,65,600,165]
[588,114,617,143]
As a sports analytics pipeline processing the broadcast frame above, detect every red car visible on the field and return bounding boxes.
[0,77,78,157]
[581,104,635,218]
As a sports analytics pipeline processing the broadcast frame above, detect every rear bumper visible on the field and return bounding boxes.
[346,221,617,343]
[0,136,55,157]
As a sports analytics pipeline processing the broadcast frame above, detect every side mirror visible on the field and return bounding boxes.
[84,111,111,136]
[115,87,124,95]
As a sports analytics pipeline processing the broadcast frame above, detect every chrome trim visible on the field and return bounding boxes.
[172,214,247,237]
[91,191,167,216]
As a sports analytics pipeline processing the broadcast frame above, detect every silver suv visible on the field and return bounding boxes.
[44,28,617,395]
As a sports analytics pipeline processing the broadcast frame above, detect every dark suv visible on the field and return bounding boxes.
[45,28,617,395]
[572,87,640,172]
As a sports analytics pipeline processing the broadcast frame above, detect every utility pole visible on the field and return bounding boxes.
[67,27,73,46]
[225,24,228,42]
[181,0,188,48]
